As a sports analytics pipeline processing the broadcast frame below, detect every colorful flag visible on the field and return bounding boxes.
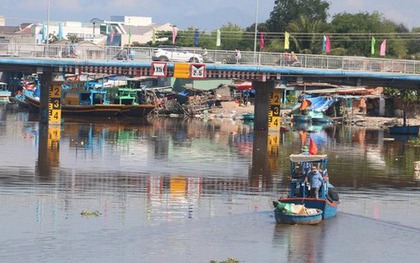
[371,36,376,55]
[110,26,115,43]
[322,35,326,52]
[309,138,318,155]
[194,28,199,47]
[300,99,312,111]
[58,22,63,40]
[325,35,331,53]
[172,26,178,45]
[41,24,46,42]
[380,39,387,56]
[152,27,156,45]
[284,31,290,50]
[260,32,265,49]
[216,29,221,47]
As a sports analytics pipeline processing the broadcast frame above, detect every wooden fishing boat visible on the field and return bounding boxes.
[274,154,339,223]
[24,82,155,118]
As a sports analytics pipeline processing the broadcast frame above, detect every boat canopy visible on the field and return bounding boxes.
[289,154,328,163]
[292,96,336,113]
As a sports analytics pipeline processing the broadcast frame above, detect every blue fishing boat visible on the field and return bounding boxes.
[0,82,12,103]
[389,125,420,135]
[241,113,254,121]
[388,112,419,135]
[274,154,339,222]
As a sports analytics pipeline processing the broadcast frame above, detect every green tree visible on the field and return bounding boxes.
[329,12,407,57]
[286,15,328,53]
[266,0,330,33]
[217,23,247,51]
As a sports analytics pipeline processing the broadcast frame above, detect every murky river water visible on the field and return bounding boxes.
[1,103,420,263]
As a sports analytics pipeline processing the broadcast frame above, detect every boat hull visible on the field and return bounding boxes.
[277,197,338,219]
[389,125,420,135]
[274,208,323,225]
[25,94,155,118]
[292,114,311,122]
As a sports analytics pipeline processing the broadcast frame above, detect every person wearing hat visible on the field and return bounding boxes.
[307,165,324,198]
[301,145,309,155]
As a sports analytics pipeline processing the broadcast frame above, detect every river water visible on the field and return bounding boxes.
[1,103,420,263]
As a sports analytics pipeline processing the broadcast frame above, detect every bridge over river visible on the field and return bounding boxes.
[1,45,420,129]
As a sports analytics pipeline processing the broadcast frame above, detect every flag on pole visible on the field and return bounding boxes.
[284,31,290,50]
[371,36,376,55]
[110,26,115,43]
[41,24,46,42]
[309,138,318,155]
[322,35,326,52]
[325,35,331,53]
[58,22,63,40]
[380,39,387,56]
[172,26,178,45]
[194,28,199,47]
[216,29,221,47]
[260,32,265,49]
[152,27,156,45]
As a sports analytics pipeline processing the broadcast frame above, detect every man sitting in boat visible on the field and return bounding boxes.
[307,166,324,199]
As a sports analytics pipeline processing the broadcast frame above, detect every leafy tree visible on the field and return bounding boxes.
[383,87,420,117]
[407,27,420,58]
[217,23,247,51]
[266,0,330,33]
[329,12,407,57]
[286,15,328,53]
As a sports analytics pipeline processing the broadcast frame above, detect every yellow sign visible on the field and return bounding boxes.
[173,63,190,78]
[49,84,61,98]
[49,110,61,123]
[47,126,61,166]
[268,90,282,130]
[268,116,281,129]
[269,90,281,105]
[48,84,62,124]
[48,125,61,142]
[268,132,280,155]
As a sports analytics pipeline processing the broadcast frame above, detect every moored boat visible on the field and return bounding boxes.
[24,81,155,118]
[388,111,420,135]
[274,154,339,222]
[389,125,420,135]
[0,82,11,103]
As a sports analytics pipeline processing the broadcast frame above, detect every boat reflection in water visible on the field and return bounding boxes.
[273,222,327,263]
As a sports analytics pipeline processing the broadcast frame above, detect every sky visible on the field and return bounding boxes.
[2,0,419,30]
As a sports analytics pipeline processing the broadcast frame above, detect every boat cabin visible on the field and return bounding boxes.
[289,154,329,198]
[0,82,12,102]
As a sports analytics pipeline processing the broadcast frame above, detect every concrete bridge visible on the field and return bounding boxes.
[1,45,420,129]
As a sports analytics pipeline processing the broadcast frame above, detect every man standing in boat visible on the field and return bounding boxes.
[307,166,324,199]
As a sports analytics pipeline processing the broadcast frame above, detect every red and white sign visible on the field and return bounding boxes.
[151,62,167,77]
[190,64,206,79]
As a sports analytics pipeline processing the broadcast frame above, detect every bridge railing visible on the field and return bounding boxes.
[0,43,419,75]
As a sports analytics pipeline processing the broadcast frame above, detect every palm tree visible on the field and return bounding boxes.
[286,15,327,53]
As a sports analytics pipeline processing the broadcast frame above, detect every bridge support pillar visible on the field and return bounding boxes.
[38,71,53,124]
[252,80,275,131]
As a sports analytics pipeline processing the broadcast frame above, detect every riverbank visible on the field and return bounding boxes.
[207,101,420,129]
